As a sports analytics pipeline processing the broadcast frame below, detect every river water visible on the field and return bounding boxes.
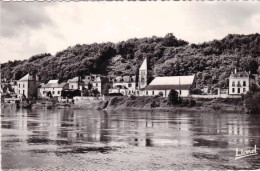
[1,108,260,170]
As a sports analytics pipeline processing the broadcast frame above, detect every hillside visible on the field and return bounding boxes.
[1,33,260,91]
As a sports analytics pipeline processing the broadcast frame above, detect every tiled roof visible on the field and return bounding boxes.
[19,74,30,81]
[145,84,191,90]
[68,77,80,83]
[41,82,68,88]
[230,72,249,78]
[114,76,136,83]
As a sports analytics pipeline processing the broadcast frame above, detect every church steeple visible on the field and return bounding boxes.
[138,57,148,89]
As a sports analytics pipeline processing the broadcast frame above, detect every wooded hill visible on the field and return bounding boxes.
[1,33,260,90]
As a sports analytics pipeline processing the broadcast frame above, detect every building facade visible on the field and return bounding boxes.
[229,70,250,95]
[16,73,41,98]
[38,80,69,98]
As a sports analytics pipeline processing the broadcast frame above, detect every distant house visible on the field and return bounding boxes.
[143,75,196,97]
[229,69,249,95]
[16,73,41,98]
[111,76,136,95]
[80,74,111,95]
[67,77,81,90]
[38,80,69,98]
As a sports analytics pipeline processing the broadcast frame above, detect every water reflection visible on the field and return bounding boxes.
[1,108,260,170]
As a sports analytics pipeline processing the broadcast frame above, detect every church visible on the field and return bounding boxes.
[109,57,195,97]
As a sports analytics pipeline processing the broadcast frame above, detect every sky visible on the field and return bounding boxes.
[1,1,260,63]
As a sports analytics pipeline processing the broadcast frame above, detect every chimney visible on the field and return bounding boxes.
[36,75,40,82]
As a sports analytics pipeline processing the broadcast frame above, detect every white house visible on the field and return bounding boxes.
[229,69,250,95]
[143,75,195,97]
[38,80,69,98]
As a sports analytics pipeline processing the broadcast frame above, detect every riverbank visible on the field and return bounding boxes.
[74,96,244,113]
[2,96,245,113]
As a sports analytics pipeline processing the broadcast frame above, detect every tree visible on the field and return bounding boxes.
[168,89,180,105]
[243,91,260,114]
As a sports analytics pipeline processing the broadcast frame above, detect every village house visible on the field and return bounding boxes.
[229,69,250,95]
[38,80,69,98]
[67,77,81,90]
[68,74,112,96]
[109,76,136,95]
[16,73,41,98]
[143,75,196,97]
[83,75,111,95]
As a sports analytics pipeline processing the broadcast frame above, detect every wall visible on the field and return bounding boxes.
[140,89,190,97]
[191,94,241,99]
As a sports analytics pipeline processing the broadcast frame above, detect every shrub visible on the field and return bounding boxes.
[151,100,160,108]
[168,89,180,105]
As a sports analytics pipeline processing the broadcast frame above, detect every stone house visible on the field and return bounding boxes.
[16,73,41,98]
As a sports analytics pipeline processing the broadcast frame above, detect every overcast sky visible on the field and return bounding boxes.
[1,1,260,63]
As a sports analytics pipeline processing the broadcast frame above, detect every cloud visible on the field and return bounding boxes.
[1,1,260,63]
[1,2,53,38]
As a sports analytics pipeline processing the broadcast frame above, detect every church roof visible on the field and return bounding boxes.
[139,57,147,70]
[144,75,195,90]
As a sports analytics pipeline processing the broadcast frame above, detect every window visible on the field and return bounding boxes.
[232,88,235,93]
[237,81,241,87]
[58,91,60,94]
[243,88,246,92]
[53,91,55,94]
[141,78,144,82]
[19,90,20,94]
[232,81,235,87]
[180,90,182,95]
[146,91,148,95]
[96,83,98,87]
[72,85,74,89]
[243,81,246,86]
[43,91,45,94]
[237,88,240,94]
[128,84,132,87]
[23,90,25,95]
[152,91,154,95]
[23,84,25,88]
[19,84,20,88]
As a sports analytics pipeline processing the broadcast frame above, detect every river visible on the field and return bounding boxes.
[1,108,260,170]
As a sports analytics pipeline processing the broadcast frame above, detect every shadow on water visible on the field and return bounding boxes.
[193,138,229,148]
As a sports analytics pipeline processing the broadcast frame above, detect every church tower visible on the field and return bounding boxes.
[138,57,148,89]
